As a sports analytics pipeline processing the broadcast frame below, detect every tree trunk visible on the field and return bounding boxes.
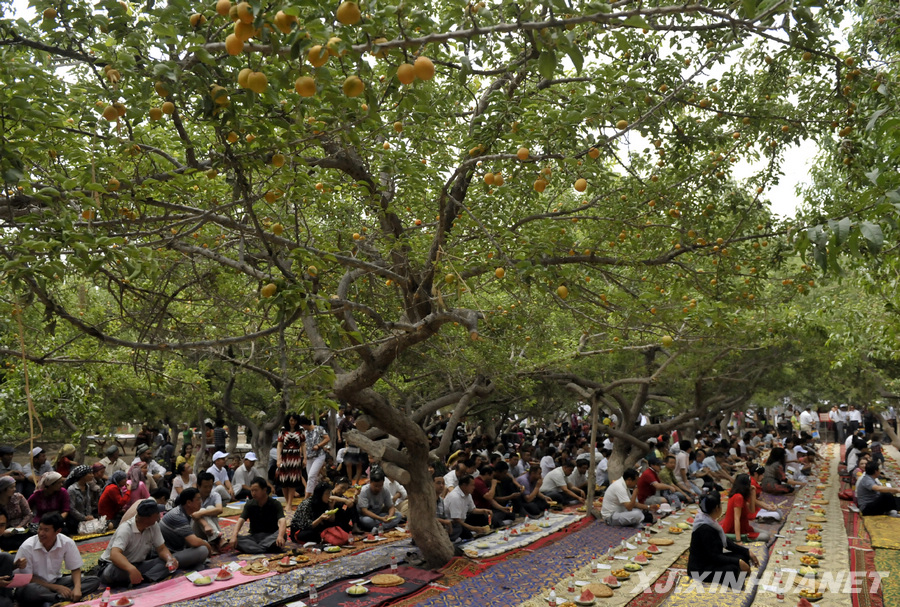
[196,406,209,471]
[250,425,275,474]
[404,443,454,568]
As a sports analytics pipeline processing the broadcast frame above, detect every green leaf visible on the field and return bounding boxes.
[538,50,557,80]
[859,221,884,252]
[836,217,851,246]
[567,46,584,75]
[743,0,757,18]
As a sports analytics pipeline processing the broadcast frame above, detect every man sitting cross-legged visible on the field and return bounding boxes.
[223,477,287,554]
[14,513,101,607]
[540,459,585,506]
[191,472,224,548]
[159,488,215,570]
[444,474,492,542]
[99,499,179,587]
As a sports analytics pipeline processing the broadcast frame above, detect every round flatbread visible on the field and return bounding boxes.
[240,561,271,575]
[648,537,674,546]
[585,583,614,598]
[371,573,405,587]
[806,515,827,523]
[810,499,829,505]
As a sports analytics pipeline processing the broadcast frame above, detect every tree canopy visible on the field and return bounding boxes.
[2,0,897,566]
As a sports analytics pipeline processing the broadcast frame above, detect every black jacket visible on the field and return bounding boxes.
[686,523,751,587]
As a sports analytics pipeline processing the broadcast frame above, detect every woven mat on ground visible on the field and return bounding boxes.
[175,542,415,607]
[416,520,639,607]
[655,541,768,607]
[68,567,277,607]
[863,516,900,550]
[273,565,440,607]
[875,531,900,607]
[459,512,586,559]
[72,529,115,542]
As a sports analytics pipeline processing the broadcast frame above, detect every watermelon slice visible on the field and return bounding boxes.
[579,588,595,602]
[366,533,375,540]
[634,554,649,564]
[647,545,661,553]
[604,575,619,585]
[280,556,291,565]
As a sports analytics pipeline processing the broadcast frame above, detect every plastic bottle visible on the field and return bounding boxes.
[309,583,318,606]
[567,573,575,594]
[547,589,557,606]
[99,587,111,607]
[591,558,598,574]
[391,556,398,572]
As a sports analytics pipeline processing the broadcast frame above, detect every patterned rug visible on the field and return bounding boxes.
[875,527,900,607]
[459,512,585,559]
[863,516,900,550]
[656,542,768,607]
[273,565,440,607]
[415,521,639,607]
[852,543,884,607]
[175,542,416,607]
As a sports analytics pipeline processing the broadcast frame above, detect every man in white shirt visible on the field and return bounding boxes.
[600,468,650,527]
[14,513,101,606]
[99,500,177,587]
[232,452,264,500]
[829,405,844,443]
[799,406,816,436]
[539,447,557,478]
[383,473,408,517]
[848,405,862,434]
[443,461,466,491]
[131,444,165,491]
[191,472,224,544]
[206,451,234,503]
[443,474,492,541]
[540,460,585,505]
[595,450,610,488]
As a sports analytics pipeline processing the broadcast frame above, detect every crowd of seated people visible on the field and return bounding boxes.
[2,406,895,602]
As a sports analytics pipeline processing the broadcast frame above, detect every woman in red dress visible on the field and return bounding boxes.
[720,473,770,542]
[277,413,306,511]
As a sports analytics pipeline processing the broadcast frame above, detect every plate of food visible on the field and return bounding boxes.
[363,534,381,543]
[676,522,691,530]
[633,553,651,564]
[800,555,820,568]
[612,568,631,581]
[798,566,819,578]
[192,575,213,586]
[214,569,233,581]
[371,573,405,587]
[799,589,824,602]
[623,562,642,572]
[668,526,683,534]
[324,546,341,553]
[585,583,613,598]
[346,585,369,595]
[604,575,622,588]
[806,533,822,542]
[474,541,491,549]
[647,544,662,554]
[112,599,134,607]
[520,524,540,534]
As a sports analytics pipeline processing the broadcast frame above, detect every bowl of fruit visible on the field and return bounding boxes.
[800,555,819,567]
[612,568,631,581]
[668,526,683,534]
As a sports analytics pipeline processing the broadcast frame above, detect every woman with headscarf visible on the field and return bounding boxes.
[54,444,77,477]
[97,471,131,526]
[126,461,150,505]
[0,476,33,550]
[65,465,100,534]
[687,492,759,589]
[27,471,70,524]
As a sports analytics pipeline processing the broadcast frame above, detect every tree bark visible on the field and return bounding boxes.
[403,442,454,568]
